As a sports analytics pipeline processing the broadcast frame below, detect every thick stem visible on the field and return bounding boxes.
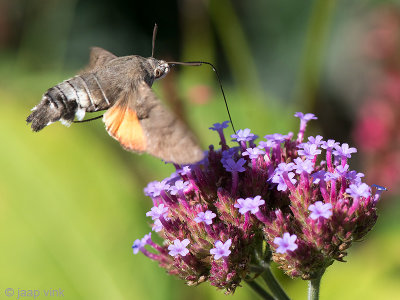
[246,280,275,300]
[261,267,291,300]
[308,271,324,300]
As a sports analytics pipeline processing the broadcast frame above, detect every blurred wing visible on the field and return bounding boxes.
[81,47,117,73]
[136,82,204,164]
[103,82,204,164]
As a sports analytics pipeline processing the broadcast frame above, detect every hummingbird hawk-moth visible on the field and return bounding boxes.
[26,32,208,164]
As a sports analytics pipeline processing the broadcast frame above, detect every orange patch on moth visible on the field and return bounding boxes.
[103,105,146,152]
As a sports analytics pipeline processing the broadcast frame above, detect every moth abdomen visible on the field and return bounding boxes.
[26,87,78,132]
[27,73,112,131]
[60,74,111,113]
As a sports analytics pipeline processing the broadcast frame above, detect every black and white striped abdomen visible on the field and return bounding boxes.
[27,73,112,132]
[59,74,111,113]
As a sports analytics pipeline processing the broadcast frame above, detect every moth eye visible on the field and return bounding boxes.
[155,69,163,78]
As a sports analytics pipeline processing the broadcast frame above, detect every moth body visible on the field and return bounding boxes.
[27,54,169,131]
[26,47,203,164]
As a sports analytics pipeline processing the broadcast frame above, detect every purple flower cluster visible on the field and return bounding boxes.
[132,112,383,292]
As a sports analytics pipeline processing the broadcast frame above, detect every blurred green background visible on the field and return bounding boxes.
[1,0,400,299]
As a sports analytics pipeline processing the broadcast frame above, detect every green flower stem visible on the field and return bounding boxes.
[308,271,324,300]
[246,280,275,300]
[261,267,291,300]
[294,0,338,112]
[208,0,264,97]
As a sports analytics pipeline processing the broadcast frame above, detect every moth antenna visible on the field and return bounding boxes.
[73,115,104,123]
[152,23,158,58]
[168,61,236,133]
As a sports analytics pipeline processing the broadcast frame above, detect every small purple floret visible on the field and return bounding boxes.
[346,183,371,198]
[168,239,190,257]
[231,129,256,142]
[321,139,339,150]
[132,239,144,254]
[169,180,190,195]
[311,170,326,184]
[293,158,314,174]
[146,204,169,220]
[209,121,230,131]
[132,233,152,254]
[308,201,333,220]
[144,180,171,197]
[141,233,152,244]
[271,172,296,191]
[308,135,324,146]
[258,140,275,150]
[222,147,239,159]
[223,158,246,172]
[242,147,266,159]
[152,219,163,232]
[178,165,192,176]
[324,172,341,182]
[346,171,365,184]
[144,181,158,197]
[264,133,289,143]
[194,210,217,225]
[274,233,298,254]
[234,196,265,214]
[333,143,357,158]
[294,112,317,122]
[335,164,349,175]
[297,143,322,159]
[210,239,232,260]
[276,162,295,173]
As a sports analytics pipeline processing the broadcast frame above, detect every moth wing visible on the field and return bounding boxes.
[103,82,204,164]
[81,47,117,73]
[103,92,147,153]
[135,82,204,164]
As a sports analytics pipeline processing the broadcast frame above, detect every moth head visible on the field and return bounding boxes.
[153,60,169,80]
[147,58,170,81]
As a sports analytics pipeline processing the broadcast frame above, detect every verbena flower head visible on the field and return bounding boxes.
[132,112,383,292]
